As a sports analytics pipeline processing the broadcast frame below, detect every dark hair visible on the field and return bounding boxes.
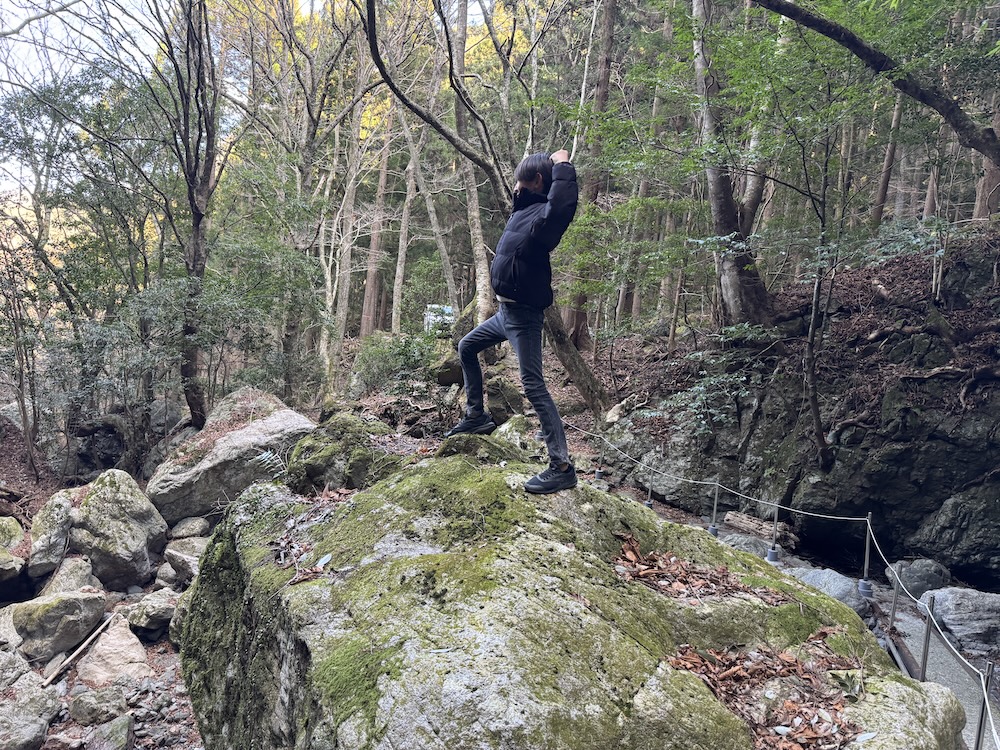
[514,152,553,193]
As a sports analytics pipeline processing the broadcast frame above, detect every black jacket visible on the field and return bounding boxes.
[490,161,578,309]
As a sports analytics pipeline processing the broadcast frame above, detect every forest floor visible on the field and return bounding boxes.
[5,225,1000,747]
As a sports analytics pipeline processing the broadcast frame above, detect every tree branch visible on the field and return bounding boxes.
[751,0,1000,169]
[357,0,510,211]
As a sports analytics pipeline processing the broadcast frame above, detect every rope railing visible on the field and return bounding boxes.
[565,420,1000,750]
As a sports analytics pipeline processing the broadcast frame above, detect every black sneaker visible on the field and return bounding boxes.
[524,463,577,494]
[445,412,496,437]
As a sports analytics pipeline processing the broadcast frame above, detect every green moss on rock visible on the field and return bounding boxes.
[182,455,950,750]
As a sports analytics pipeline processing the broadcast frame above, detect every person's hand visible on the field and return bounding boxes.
[550,149,570,164]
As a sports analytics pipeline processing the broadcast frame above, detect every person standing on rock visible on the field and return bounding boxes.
[445,149,579,495]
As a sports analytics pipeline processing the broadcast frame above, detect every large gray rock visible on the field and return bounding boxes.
[919,586,1000,657]
[0,670,61,750]
[76,616,153,686]
[68,470,167,590]
[885,558,952,600]
[181,441,963,750]
[786,567,872,617]
[146,387,315,523]
[40,557,103,595]
[11,589,106,661]
[28,490,73,578]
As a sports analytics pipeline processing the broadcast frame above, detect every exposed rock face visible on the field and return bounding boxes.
[180,436,963,750]
[604,370,1000,591]
[68,470,167,590]
[919,587,1000,657]
[146,387,315,524]
[11,589,106,661]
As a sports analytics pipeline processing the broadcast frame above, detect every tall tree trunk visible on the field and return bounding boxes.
[391,149,418,334]
[360,110,394,337]
[399,113,459,310]
[329,104,365,386]
[452,0,492,324]
[974,96,1000,219]
[693,0,771,326]
[871,92,905,230]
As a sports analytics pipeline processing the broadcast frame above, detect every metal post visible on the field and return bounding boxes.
[973,661,995,750]
[708,485,720,537]
[888,563,901,631]
[919,594,936,681]
[595,449,605,480]
[766,509,780,562]
[645,460,654,508]
[858,513,874,598]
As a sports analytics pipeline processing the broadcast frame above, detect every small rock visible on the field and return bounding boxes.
[153,562,179,589]
[0,549,25,583]
[163,537,209,584]
[43,652,67,679]
[123,588,179,633]
[69,685,129,726]
[169,517,210,539]
[85,713,135,750]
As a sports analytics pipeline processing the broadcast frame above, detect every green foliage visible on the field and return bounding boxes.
[669,352,753,438]
[351,332,437,395]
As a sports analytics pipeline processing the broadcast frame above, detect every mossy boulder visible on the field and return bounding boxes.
[11,589,106,661]
[146,387,315,524]
[286,412,404,494]
[28,490,72,579]
[181,437,963,750]
[68,469,167,590]
[0,517,23,549]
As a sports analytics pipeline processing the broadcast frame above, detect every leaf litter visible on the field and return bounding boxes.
[614,535,871,748]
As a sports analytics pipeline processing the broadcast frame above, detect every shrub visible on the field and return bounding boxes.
[350,332,437,395]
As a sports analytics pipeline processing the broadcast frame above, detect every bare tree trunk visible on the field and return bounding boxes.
[329,104,366,385]
[360,110,393,337]
[544,306,610,417]
[399,113,459,310]
[871,92,905,230]
[452,0,493,324]
[974,96,1000,219]
[391,150,418,334]
[693,0,771,326]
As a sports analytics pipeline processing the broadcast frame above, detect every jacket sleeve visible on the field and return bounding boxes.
[530,161,579,251]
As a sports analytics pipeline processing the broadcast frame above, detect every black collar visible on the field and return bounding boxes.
[512,188,547,211]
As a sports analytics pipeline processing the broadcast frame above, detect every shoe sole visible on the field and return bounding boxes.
[524,480,577,495]
[445,422,497,438]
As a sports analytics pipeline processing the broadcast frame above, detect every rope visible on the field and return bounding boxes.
[566,419,1000,746]
[567,421,869,522]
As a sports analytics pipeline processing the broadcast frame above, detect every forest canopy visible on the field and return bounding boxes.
[0,0,997,478]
